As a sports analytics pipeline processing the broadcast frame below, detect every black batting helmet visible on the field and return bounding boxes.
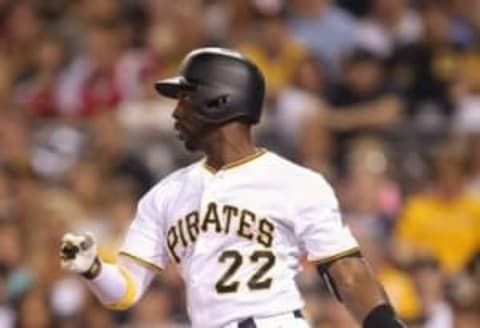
[154,47,265,125]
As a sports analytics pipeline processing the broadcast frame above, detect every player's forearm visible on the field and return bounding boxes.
[84,257,154,310]
[325,256,405,327]
[85,260,137,310]
[329,257,387,321]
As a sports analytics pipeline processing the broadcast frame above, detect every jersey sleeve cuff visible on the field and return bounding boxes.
[118,251,165,274]
[308,246,361,265]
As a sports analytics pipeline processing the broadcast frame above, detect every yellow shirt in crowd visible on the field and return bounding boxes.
[395,193,480,273]
[241,41,307,94]
[379,266,421,321]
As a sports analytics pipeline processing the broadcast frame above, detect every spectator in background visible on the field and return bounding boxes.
[117,98,179,180]
[116,67,177,139]
[449,37,480,136]
[0,220,33,303]
[451,302,480,328]
[0,269,14,328]
[449,0,480,48]
[355,0,422,58]
[336,0,369,17]
[80,0,123,25]
[241,13,308,97]
[115,19,181,141]
[143,0,208,58]
[89,112,155,194]
[0,55,14,112]
[64,159,109,238]
[57,21,135,117]
[388,0,464,129]
[15,287,53,328]
[465,133,480,195]
[115,57,181,178]
[202,0,236,44]
[289,0,357,77]
[326,48,404,173]
[2,1,44,82]
[45,0,125,53]
[14,33,69,117]
[49,268,107,327]
[296,109,334,179]
[339,136,402,226]
[466,251,480,283]
[262,55,328,160]
[447,266,480,328]
[229,0,264,44]
[96,179,138,263]
[0,169,12,217]
[8,167,42,228]
[410,258,453,328]
[141,20,181,79]
[0,112,31,173]
[292,54,327,96]
[171,1,209,57]
[394,140,480,274]
[32,189,81,290]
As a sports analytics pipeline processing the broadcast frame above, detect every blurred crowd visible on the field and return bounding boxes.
[0,0,480,327]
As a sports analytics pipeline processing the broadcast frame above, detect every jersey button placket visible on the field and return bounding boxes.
[198,171,221,250]
[210,170,225,198]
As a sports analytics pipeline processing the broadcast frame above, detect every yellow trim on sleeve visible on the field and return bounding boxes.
[309,247,361,265]
[118,251,164,274]
[104,266,137,311]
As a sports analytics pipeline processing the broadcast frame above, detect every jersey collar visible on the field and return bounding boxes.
[202,148,267,174]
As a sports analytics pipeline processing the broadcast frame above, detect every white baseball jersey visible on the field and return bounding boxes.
[121,149,358,328]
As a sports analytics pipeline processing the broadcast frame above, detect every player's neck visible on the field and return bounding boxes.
[203,123,257,171]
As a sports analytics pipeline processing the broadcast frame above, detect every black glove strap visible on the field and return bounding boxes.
[81,257,102,280]
[363,304,406,328]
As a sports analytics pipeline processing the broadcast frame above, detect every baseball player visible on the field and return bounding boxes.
[60,48,406,328]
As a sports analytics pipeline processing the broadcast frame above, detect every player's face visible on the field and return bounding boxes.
[172,93,210,151]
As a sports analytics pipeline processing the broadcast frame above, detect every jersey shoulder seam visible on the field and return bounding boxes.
[268,152,327,183]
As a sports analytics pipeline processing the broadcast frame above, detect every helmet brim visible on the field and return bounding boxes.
[154,77,195,98]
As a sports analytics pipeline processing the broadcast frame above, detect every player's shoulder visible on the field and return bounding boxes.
[137,162,200,207]
[266,152,338,207]
[265,152,331,187]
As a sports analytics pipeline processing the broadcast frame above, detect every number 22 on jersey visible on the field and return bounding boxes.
[215,250,276,293]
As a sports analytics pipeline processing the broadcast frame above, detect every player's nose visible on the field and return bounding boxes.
[172,103,182,120]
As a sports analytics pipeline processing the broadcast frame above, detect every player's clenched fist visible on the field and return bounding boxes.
[60,232,101,279]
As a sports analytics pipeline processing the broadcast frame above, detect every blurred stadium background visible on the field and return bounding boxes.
[0,0,479,327]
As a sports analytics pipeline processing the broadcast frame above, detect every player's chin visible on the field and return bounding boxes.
[184,137,201,152]
[175,130,197,151]
[179,127,208,152]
